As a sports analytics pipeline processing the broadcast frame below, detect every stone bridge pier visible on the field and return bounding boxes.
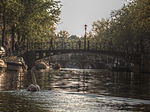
[22,51,36,69]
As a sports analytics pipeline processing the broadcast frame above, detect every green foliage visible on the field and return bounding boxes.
[0,0,61,48]
[90,0,150,52]
[57,30,70,38]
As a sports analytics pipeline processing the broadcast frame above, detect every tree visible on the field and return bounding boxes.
[57,30,70,38]
[0,0,61,51]
[89,0,150,52]
[0,0,23,47]
[110,0,150,52]
[17,0,61,44]
[91,18,112,49]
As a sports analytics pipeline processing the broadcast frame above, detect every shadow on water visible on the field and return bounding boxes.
[1,68,150,111]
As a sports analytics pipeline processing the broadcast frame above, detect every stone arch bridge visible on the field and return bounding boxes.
[22,49,134,69]
[16,39,150,72]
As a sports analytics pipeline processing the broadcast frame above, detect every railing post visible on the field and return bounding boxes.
[78,40,81,50]
[84,37,86,50]
[26,42,28,51]
[88,40,90,50]
[41,42,43,50]
[62,41,64,50]
[49,38,53,50]
[54,41,56,50]
[72,42,73,50]
[63,41,65,50]
[95,42,97,50]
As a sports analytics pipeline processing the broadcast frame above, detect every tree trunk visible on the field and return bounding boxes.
[2,8,6,47]
[11,24,15,52]
[17,30,22,46]
[17,31,20,42]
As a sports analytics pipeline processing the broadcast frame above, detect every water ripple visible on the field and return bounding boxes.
[0,90,149,112]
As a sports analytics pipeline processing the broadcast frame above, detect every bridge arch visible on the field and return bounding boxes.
[64,61,82,69]
[22,48,133,69]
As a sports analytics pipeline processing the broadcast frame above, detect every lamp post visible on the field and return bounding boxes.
[84,24,87,50]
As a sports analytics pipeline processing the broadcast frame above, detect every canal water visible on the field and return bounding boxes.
[1,69,150,112]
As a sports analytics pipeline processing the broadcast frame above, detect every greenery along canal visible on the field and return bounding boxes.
[0,69,150,112]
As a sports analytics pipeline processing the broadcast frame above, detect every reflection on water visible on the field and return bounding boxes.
[0,71,26,91]
[1,69,150,111]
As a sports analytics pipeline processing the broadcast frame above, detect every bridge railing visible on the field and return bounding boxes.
[27,42,50,51]
[26,39,105,51]
[25,40,118,52]
[25,39,141,56]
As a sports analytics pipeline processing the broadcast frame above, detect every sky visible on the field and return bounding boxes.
[56,0,126,37]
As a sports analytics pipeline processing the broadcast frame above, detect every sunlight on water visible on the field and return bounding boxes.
[1,69,150,111]
[0,90,150,112]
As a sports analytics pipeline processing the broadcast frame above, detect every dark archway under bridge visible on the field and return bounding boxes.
[48,54,107,69]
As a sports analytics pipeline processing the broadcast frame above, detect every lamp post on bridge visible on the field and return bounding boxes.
[84,24,87,50]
